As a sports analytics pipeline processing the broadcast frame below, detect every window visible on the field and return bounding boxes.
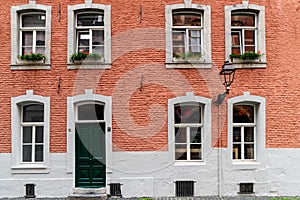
[174,103,202,161]
[21,104,44,163]
[175,181,194,197]
[11,90,50,173]
[231,12,256,54]
[20,12,46,56]
[225,3,266,68]
[239,183,254,194]
[228,92,266,165]
[11,3,51,70]
[67,3,111,69]
[232,104,256,160]
[168,92,211,164]
[76,12,104,55]
[172,11,202,60]
[166,4,211,68]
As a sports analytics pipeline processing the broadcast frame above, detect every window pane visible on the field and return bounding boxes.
[78,32,90,48]
[77,13,104,26]
[190,144,201,160]
[78,104,104,121]
[245,46,255,52]
[23,127,32,143]
[36,31,45,46]
[175,127,186,143]
[175,144,187,160]
[22,47,33,55]
[22,31,33,47]
[233,127,241,142]
[233,144,241,159]
[244,127,254,142]
[36,47,45,54]
[36,126,44,143]
[174,103,201,124]
[35,145,44,162]
[244,144,254,159]
[231,31,241,54]
[22,14,46,27]
[233,105,254,123]
[189,30,201,54]
[231,13,255,27]
[172,30,185,57]
[22,145,32,162]
[244,30,255,45]
[190,127,201,143]
[173,13,201,26]
[23,104,44,122]
[92,30,104,45]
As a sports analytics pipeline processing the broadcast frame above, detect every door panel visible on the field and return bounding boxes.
[75,123,106,188]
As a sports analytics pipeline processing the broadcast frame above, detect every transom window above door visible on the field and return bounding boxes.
[77,103,105,121]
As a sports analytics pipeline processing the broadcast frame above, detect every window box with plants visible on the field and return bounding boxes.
[229,51,264,63]
[17,52,46,64]
[172,52,202,63]
[70,51,104,64]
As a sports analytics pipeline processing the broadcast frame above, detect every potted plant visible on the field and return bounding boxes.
[70,51,104,63]
[229,51,264,63]
[173,52,202,62]
[17,52,46,63]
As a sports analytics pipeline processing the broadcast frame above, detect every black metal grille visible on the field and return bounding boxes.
[109,183,122,197]
[175,181,194,197]
[239,183,254,194]
[25,183,35,198]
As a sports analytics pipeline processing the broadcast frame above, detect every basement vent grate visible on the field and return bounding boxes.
[109,183,122,197]
[175,180,194,197]
[239,183,254,194]
[25,183,35,198]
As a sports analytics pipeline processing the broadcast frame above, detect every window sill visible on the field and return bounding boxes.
[11,165,50,174]
[11,63,51,70]
[231,161,261,170]
[67,62,112,70]
[175,161,205,166]
[166,62,212,69]
[231,61,267,69]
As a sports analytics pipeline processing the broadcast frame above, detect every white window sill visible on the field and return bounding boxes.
[231,62,266,69]
[67,62,112,70]
[11,165,50,174]
[166,62,212,69]
[10,63,51,70]
[231,161,261,170]
[175,161,205,166]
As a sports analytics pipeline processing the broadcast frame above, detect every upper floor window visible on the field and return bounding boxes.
[231,12,256,55]
[232,104,256,160]
[166,4,211,68]
[11,3,51,70]
[67,3,111,69]
[172,11,202,60]
[76,12,104,55]
[20,12,46,56]
[225,3,266,68]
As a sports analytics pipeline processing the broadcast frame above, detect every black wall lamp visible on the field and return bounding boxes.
[216,61,236,105]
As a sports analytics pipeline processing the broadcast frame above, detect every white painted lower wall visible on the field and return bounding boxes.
[1,149,300,198]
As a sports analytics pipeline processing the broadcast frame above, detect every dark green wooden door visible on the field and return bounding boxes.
[75,123,106,188]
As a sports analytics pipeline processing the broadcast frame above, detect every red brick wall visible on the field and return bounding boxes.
[0,0,299,153]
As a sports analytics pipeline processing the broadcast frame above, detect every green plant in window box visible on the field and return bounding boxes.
[229,51,264,63]
[70,51,103,63]
[173,52,202,62]
[18,52,46,62]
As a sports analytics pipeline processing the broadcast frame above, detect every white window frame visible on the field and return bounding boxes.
[225,2,266,68]
[11,90,50,174]
[228,92,266,167]
[174,103,203,161]
[67,3,111,69]
[166,3,211,68]
[168,92,211,164]
[232,104,256,161]
[11,3,51,70]
[21,104,45,163]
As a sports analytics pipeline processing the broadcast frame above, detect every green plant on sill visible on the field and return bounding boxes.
[70,51,103,63]
[18,53,45,61]
[229,51,264,61]
[174,52,202,60]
